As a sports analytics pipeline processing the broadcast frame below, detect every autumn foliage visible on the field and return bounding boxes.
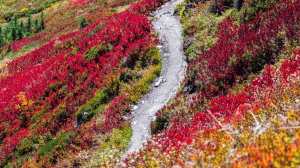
[0,0,169,166]
[114,0,300,167]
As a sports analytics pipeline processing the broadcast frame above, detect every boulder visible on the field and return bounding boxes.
[173,7,181,16]
[182,81,195,93]
[183,36,194,52]
[182,3,195,15]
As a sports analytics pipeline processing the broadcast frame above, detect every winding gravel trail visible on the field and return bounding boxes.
[126,0,187,154]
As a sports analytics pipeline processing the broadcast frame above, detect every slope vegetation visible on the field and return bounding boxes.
[0,0,170,167]
[115,0,300,167]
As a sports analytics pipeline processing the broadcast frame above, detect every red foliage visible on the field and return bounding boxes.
[143,0,300,159]
[100,94,130,133]
[187,0,300,97]
[9,33,47,52]
[0,10,157,164]
[137,49,300,162]
[125,0,169,15]
[153,0,300,136]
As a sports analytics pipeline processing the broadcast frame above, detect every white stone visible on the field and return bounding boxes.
[131,105,138,110]
[155,77,163,87]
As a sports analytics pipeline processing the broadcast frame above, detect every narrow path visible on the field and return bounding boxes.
[126,0,187,154]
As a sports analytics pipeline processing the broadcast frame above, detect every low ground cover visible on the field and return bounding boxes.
[0,0,169,167]
[116,0,300,167]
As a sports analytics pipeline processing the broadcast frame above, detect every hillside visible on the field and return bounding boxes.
[1,0,300,167]
[116,0,300,167]
[0,0,169,167]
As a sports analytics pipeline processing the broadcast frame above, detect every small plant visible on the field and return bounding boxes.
[83,43,112,62]
[79,17,89,29]
[0,54,4,60]
[38,132,71,157]
[26,15,31,32]
[6,43,12,53]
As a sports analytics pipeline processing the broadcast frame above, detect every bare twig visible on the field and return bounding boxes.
[207,110,236,142]
[248,109,260,126]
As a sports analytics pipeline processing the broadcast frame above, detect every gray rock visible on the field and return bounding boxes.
[183,36,194,52]
[186,3,195,10]
[182,81,195,93]
[155,77,164,87]
[173,7,181,16]
[182,3,195,15]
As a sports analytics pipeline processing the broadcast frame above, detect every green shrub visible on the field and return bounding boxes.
[128,63,161,102]
[83,43,112,62]
[3,12,13,22]
[150,48,161,66]
[183,24,192,37]
[0,54,5,60]
[6,44,12,53]
[240,0,279,23]
[17,138,38,155]
[105,77,121,99]
[104,127,132,147]
[81,71,88,81]
[88,126,132,166]
[151,116,168,135]
[79,17,89,30]
[75,89,108,120]
[38,132,70,156]
[184,43,196,62]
